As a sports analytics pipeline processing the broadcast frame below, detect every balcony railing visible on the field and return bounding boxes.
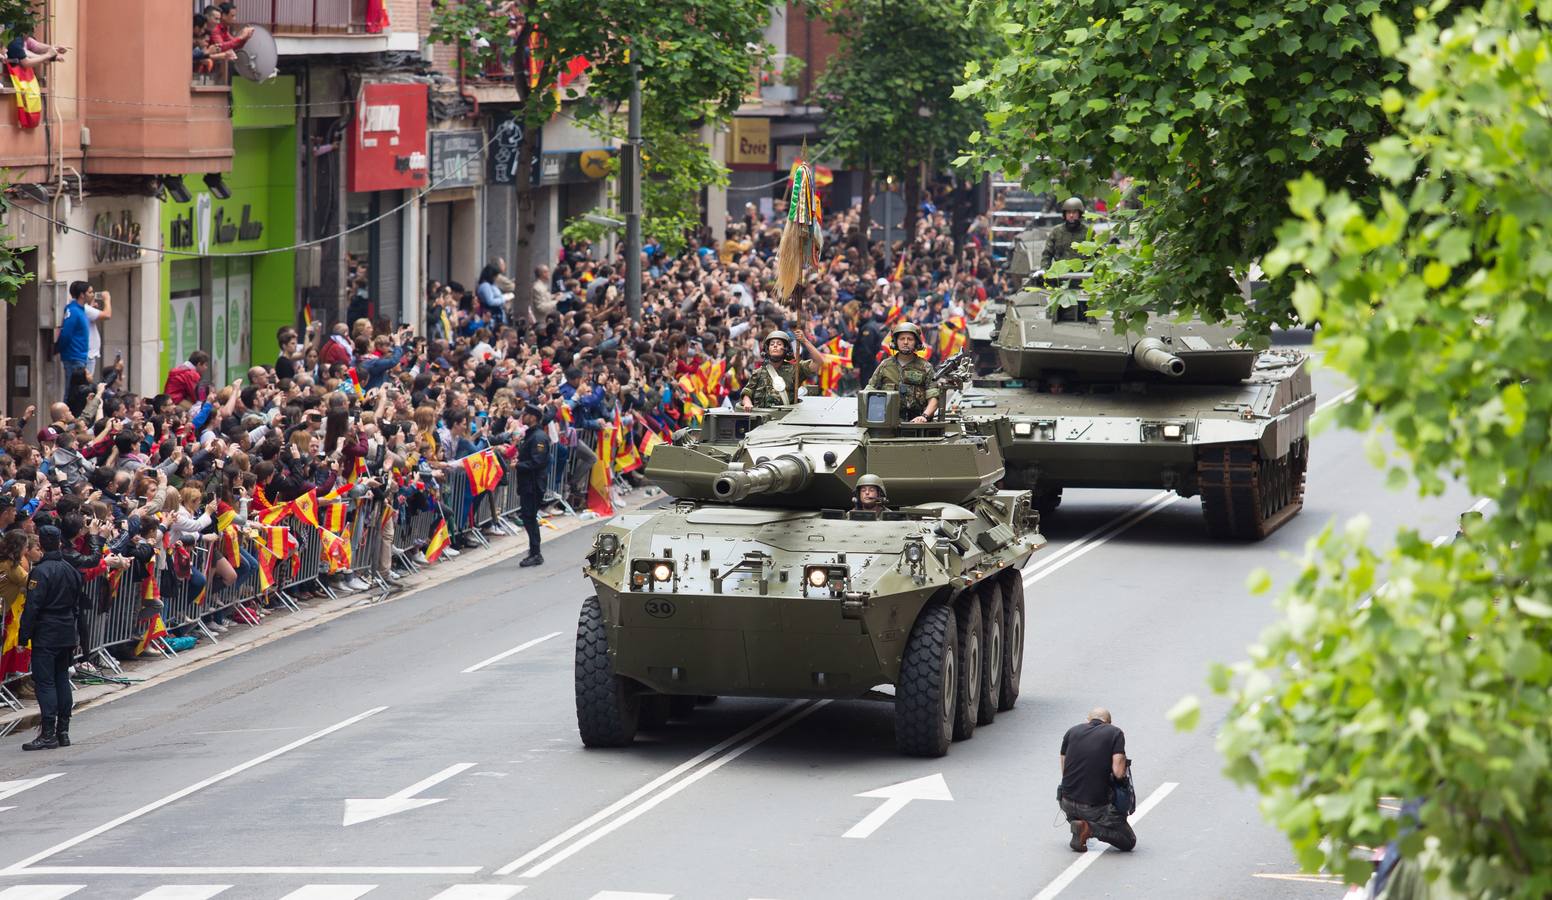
[225,0,373,35]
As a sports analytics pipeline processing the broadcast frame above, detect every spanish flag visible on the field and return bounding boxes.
[885,300,903,325]
[586,458,614,517]
[462,448,503,495]
[0,590,29,679]
[639,430,664,459]
[937,316,967,359]
[558,402,573,425]
[319,528,350,574]
[302,305,314,330]
[292,489,320,529]
[7,64,41,129]
[258,502,291,527]
[614,440,642,475]
[134,614,168,657]
[425,518,452,563]
[699,358,727,400]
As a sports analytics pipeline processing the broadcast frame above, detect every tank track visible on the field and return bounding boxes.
[1196,437,1308,540]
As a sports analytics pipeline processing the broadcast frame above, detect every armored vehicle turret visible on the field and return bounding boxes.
[966,285,1314,540]
[575,391,1044,757]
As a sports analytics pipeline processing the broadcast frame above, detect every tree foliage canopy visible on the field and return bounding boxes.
[813,0,997,179]
[430,0,769,133]
[1169,1,1552,894]
[962,0,1410,335]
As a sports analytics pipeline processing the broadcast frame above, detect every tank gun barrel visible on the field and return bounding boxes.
[712,454,813,503]
[1132,338,1185,377]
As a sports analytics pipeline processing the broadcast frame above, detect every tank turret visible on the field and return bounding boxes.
[965,280,1315,541]
[645,392,1004,508]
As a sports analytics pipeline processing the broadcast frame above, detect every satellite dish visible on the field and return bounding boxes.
[234,26,278,83]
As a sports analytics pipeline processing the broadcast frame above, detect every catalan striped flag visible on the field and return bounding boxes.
[133,614,168,657]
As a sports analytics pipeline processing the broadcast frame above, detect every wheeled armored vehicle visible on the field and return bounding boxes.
[966,285,1314,540]
[575,391,1044,756]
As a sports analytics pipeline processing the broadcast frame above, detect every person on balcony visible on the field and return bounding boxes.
[204,3,252,53]
[4,26,66,70]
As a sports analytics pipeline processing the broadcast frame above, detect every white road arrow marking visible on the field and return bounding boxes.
[0,773,66,812]
[342,763,476,827]
[842,773,953,839]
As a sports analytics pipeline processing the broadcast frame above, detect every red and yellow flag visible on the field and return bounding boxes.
[134,615,168,657]
[937,316,968,359]
[699,358,727,400]
[462,448,504,495]
[425,518,451,563]
[7,64,42,129]
[639,430,664,459]
[0,588,29,679]
[586,458,614,517]
[320,502,347,536]
[292,490,320,529]
[614,441,642,475]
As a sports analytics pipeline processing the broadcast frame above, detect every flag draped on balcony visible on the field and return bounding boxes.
[6,64,41,129]
[365,0,391,34]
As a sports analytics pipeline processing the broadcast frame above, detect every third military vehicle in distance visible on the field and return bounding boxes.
[575,390,1043,757]
[966,283,1314,540]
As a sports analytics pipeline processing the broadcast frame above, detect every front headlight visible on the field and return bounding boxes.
[904,541,925,563]
[630,558,676,590]
[807,567,830,587]
[652,562,674,583]
[802,565,848,595]
[599,533,620,553]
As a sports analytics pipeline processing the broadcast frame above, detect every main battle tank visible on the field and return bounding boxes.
[575,391,1044,757]
[966,285,1314,540]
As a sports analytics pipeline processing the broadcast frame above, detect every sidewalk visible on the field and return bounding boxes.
[0,489,658,741]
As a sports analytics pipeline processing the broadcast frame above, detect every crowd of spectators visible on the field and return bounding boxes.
[0,185,1003,691]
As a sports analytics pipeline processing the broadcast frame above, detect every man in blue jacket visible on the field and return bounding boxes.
[56,281,93,395]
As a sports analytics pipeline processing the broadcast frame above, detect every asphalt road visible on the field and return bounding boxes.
[0,365,1477,900]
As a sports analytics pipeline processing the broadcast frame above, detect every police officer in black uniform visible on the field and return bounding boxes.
[18,525,88,751]
[514,404,549,568]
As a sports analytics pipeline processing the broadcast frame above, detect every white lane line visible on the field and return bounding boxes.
[0,888,84,900]
[1316,385,1358,414]
[427,887,527,900]
[0,774,65,805]
[1022,492,1173,578]
[495,699,814,876]
[1,707,389,874]
[276,888,376,900]
[1025,492,1180,588]
[462,632,565,673]
[130,887,232,900]
[517,701,830,878]
[1032,781,1179,900]
[12,868,482,877]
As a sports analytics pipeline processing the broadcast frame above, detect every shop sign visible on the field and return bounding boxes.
[169,202,264,252]
[728,117,771,166]
[349,83,429,192]
[430,130,484,189]
[539,149,616,186]
[489,118,542,187]
[91,210,143,264]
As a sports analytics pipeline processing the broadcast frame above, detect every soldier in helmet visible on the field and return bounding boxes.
[1040,197,1087,272]
[853,474,890,513]
[865,322,941,423]
[740,329,823,410]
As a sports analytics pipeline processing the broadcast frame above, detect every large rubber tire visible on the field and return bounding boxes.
[895,603,957,757]
[952,592,983,741]
[998,577,1025,711]
[639,695,671,730]
[575,596,640,747]
[976,582,1004,727]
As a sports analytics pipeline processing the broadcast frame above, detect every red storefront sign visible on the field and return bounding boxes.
[349,83,429,192]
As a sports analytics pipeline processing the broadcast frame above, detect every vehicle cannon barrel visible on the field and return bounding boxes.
[1132,338,1185,377]
[712,454,813,503]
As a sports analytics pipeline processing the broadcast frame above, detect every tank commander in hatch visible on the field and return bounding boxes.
[740,329,822,409]
[865,322,941,423]
[852,474,891,514]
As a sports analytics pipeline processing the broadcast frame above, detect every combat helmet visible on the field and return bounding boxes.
[854,473,889,502]
[764,330,794,355]
[1060,197,1085,214]
[890,321,923,348]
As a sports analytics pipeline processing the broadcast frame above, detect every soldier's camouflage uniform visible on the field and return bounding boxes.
[1040,222,1084,270]
[866,353,941,420]
[744,358,817,407]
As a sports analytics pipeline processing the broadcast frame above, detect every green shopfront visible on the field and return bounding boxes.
[159,77,297,386]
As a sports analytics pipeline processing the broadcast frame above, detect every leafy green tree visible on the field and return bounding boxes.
[961,0,1410,336]
[562,110,729,258]
[0,189,34,304]
[813,0,998,243]
[429,0,768,312]
[1166,2,1552,894]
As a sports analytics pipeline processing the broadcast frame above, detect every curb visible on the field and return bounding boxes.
[1,492,655,738]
